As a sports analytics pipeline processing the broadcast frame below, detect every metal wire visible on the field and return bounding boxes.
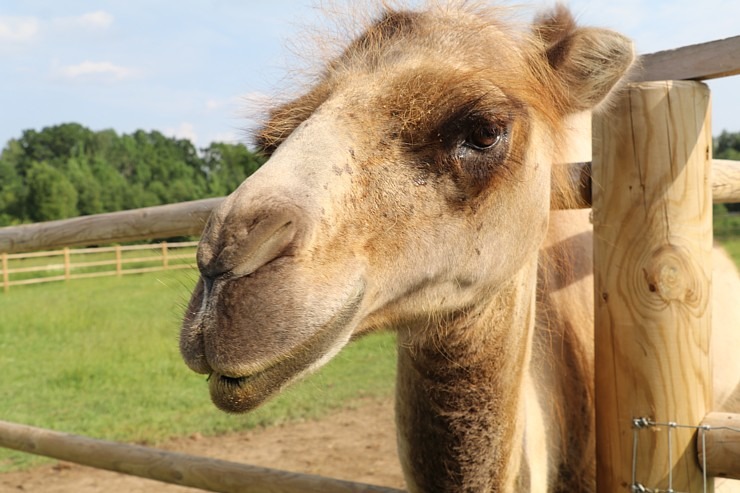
[629,417,740,493]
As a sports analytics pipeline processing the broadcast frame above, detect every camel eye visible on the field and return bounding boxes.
[464,125,502,151]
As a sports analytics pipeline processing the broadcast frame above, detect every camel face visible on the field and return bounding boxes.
[180,5,634,415]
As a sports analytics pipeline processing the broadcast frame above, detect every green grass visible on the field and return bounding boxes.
[0,270,397,472]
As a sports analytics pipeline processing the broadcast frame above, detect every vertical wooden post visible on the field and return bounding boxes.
[1,253,8,293]
[115,245,122,276]
[63,247,71,281]
[162,241,169,269]
[593,81,714,492]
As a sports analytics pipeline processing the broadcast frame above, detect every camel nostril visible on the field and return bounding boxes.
[196,196,308,281]
[229,219,297,278]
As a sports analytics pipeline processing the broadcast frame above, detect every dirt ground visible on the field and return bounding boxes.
[0,397,405,493]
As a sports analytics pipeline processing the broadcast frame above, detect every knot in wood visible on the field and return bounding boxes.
[643,245,696,304]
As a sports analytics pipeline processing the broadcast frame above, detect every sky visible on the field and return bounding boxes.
[1,0,739,151]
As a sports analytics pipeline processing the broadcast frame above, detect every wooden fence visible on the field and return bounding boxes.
[0,34,739,493]
[0,241,197,293]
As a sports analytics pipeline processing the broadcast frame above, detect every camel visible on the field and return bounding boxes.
[180,3,740,491]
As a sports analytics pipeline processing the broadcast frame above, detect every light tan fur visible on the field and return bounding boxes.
[180,3,740,491]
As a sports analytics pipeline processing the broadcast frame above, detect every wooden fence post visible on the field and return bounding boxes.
[1,253,8,293]
[115,245,122,276]
[593,81,713,492]
[63,247,71,281]
[162,241,169,269]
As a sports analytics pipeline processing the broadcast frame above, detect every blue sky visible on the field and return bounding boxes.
[1,1,738,150]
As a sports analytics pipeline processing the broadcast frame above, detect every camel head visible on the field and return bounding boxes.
[180,4,634,413]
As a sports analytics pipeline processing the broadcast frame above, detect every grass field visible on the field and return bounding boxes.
[0,269,397,472]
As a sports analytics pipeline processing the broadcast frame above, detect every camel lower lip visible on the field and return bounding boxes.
[208,371,267,412]
[206,284,366,413]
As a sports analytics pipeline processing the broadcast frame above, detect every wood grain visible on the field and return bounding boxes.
[0,197,223,254]
[712,159,740,204]
[698,412,740,480]
[0,420,404,493]
[637,36,740,81]
[593,81,714,492]
[557,159,740,208]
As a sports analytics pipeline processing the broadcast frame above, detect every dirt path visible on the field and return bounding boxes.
[0,398,405,492]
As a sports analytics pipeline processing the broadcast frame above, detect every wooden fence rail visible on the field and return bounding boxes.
[637,35,740,81]
[0,241,197,293]
[0,198,221,255]
[0,420,403,493]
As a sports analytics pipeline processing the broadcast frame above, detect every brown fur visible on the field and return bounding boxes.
[180,3,740,492]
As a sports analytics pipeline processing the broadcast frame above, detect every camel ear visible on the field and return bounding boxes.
[534,5,635,112]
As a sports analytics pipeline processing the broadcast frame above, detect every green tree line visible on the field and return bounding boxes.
[0,123,265,226]
[711,130,740,239]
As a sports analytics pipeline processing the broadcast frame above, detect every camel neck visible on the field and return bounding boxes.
[395,258,540,493]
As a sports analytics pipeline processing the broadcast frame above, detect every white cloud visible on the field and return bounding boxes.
[0,16,40,43]
[0,11,113,56]
[0,11,112,45]
[54,60,136,80]
[165,122,199,145]
[52,11,113,30]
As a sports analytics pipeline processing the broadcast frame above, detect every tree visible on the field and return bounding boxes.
[90,156,129,212]
[0,140,27,225]
[65,155,104,216]
[715,130,740,161]
[202,142,264,196]
[16,123,95,174]
[25,161,79,221]
[714,131,740,213]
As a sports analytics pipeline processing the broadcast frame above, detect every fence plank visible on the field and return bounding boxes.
[0,198,222,254]
[8,264,66,275]
[0,420,404,493]
[558,159,740,208]
[697,412,740,480]
[637,35,740,81]
[11,275,68,287]
[7,249,65,260]
[712,159,740,204]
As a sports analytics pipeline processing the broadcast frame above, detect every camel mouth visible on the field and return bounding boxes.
[206,285,365,413]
